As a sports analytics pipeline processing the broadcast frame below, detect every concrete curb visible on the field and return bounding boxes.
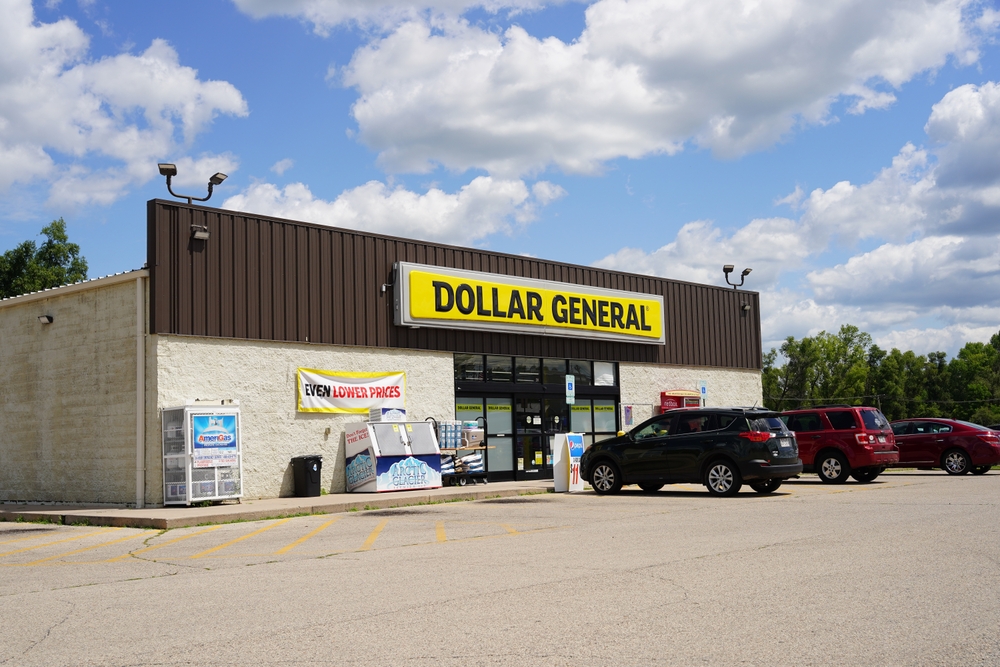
[0,482,554,529]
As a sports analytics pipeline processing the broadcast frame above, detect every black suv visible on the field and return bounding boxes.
[581,408,802,497]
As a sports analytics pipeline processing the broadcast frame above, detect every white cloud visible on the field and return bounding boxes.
[876,324,1000,356]
[163,153,241,189]
[0,1,248,205]
[340,0,992,177]
[594,216,814,287]
[806,236,1000,308]
[270,158,294,175]
[594,77,1000,356]
[221,176,562,244]
[232,0,569,33]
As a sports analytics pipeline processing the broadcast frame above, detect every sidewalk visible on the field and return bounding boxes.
[0,480,554,530]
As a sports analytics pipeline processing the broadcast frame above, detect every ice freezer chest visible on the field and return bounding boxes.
[344,421,442,492]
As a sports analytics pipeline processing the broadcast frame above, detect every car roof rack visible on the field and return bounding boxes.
[807,404,856,409]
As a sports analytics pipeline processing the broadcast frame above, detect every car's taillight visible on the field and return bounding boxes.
[976,433,1000,445]
[739,431,771,443]
[855,433,875,445]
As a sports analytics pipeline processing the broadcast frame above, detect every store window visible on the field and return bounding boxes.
[542,358,567,384]
[570,400,593,433]
[568,360,592,386]
[515,357,541,383]
[455,354,484,382]
[594,362,616,386]
[485,356,513,382]
[486,398,513,473]
[594,399,617,433]
[455,399,484,423]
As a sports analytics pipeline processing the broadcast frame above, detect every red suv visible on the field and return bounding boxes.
[889,418,1000,475]
[781,406,898,483]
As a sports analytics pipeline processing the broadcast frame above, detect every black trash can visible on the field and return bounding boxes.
[291,455,323,497]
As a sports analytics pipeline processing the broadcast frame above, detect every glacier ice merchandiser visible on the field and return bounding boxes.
[161,403,243,505]
[344,421,442,492]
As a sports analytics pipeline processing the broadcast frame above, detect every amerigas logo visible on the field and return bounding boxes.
[197,417,235,446]
[377,457,441,490]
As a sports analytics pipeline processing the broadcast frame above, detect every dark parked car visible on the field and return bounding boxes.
[890,418,1000,475]
[780,405,897,483]
[581,408,802,497]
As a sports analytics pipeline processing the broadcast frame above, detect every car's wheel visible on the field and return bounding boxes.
[590,460,623,495]
[942,449,971,475]
[749,479,782,494]
[851,468,880,483]
[817,452,850,484]
[972,465,992,475]
[704,460,742,497]
[638,483,664,493]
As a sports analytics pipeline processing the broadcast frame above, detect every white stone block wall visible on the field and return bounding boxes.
[150,336,455,502]
[0,280,139,504]
[619,362,763,426]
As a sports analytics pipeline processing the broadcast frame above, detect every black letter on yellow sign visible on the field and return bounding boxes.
[527,292,543,321]
[640,306,652,331]
[475,286,491,317]
[552,295,567,323]
[491,287,506,318]
[582,299,597,326]
[569,297,582,325]
[507,290,525,319]
[433,281,454,312]
[611,302,624,329]
[456,284,475,315]
[626,304,640,330]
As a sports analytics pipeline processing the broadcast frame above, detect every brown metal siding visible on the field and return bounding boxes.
[147,200,762,369]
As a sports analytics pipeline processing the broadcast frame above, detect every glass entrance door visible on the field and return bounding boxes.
[516,397,551,480]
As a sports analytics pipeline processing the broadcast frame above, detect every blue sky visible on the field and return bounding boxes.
[3,0,1000,355]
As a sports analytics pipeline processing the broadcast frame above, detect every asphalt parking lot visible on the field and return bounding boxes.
[2,470,999,666]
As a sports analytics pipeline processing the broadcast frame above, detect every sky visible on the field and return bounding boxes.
[3,0,1000,357]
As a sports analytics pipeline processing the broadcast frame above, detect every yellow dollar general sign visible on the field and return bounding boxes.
[393,262,665,345]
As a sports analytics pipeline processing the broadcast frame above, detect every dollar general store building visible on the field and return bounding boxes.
[0,200,763,506]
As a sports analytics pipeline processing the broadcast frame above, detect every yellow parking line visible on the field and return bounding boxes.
[275,518,339,555]
[435,521,447,543]
[359,519,389,551]
[501,523,519,535]
[190,519,291,559]
[0,531,63,546]
[21,530,157,566]
[0,528,117,558]
[447,525,564,545]
[105,525,221,562]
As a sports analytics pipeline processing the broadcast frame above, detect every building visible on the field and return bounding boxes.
[0,200,763,506]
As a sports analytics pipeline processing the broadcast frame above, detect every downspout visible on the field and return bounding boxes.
[136,275,146,509]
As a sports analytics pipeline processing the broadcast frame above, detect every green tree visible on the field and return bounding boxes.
[948,341,1000,421]
[0,219,88,299]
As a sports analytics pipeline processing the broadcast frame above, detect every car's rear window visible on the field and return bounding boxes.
[860,410,890,430]
[826,411,857,430]
[785,412,822,431]
[955,420,988,431]
[750,416,788,433]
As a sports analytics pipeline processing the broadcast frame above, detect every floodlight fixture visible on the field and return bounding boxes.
[191,224,210,241]
[38,315,53,324]
[723,265,752,290]
[157,162,228,206]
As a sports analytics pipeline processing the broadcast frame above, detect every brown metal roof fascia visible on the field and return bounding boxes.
[146,199,762,369]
